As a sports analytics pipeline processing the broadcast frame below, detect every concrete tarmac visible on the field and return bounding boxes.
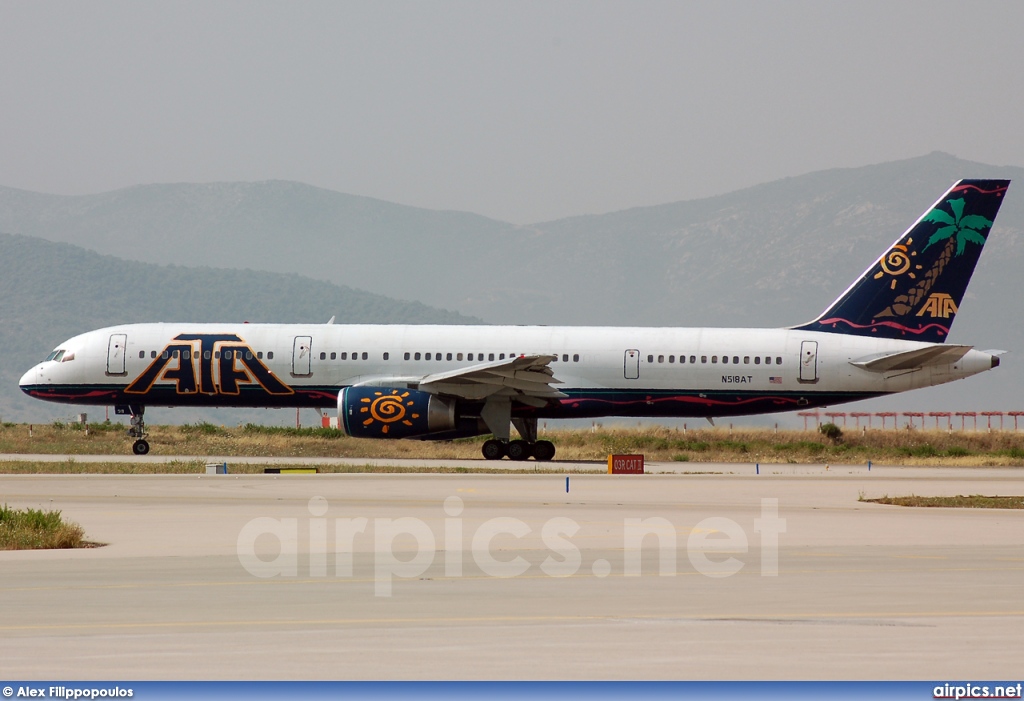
[1,464,1023,680]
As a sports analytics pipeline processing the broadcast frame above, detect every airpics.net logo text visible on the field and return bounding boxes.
[236,496,786,596]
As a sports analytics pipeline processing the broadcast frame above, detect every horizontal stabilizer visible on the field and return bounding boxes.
[850,344,972,373]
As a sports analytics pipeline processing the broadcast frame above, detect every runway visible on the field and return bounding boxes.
[1,464,1023,680]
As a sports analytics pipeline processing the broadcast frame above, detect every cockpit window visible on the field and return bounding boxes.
[46,350,66,362]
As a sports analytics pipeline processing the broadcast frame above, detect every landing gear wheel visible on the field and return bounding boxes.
[132,439,150,456]
[532,440,556,462]
[507,439,532,461]
[482,439,507,460]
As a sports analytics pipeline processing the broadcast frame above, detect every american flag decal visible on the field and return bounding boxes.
[769,376,782,384]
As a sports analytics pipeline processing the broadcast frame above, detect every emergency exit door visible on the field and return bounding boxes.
[292,336,312,376]
[624,349,640,380]
[799,341,819,383]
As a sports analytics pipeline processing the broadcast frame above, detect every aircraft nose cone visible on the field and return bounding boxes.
[19,365,39,392]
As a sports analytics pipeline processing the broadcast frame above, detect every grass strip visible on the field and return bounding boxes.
[0,460,602,475]
[863,495,1024,509]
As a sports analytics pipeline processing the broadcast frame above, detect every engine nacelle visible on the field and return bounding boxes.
[339,386,456,439]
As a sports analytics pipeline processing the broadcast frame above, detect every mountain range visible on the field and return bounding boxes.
[2,151,1021,425]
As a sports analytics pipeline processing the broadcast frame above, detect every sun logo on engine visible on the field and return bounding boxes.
[361,389,421,434]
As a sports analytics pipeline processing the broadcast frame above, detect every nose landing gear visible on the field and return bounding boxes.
[116,405,149,455]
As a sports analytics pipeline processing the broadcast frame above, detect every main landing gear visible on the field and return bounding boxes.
[481,438,556,462]
[478,401,556,461]
[116,405,149,455]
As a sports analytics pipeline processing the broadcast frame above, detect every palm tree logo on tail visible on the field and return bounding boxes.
[874,197,993,319]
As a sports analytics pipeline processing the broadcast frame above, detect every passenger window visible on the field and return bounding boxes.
[776,357,782,365]
[404,352,410,360]
[701,356,707,363]
[457,353,463,361]
[499,353,505,360]
[152,351,157,359]
[733,356,739,364]
[213,351,220,360]
[722,356,728,364]
[340,352,348,360]
[658,355,664,363]
[573,354,580,362]
[184,351,191,360]
[744,356,749,364]
[754,357,760,365]
[257,352,263,359]
[647,355,653,363]
[363,352,368,360]
[425,353,432,361]
[415,352,421,361]
[267,352,274,360]
[436,354,441,361]
[330,352,336,360]
[138,350,145,359]
[447,353,453,361]
[712,356,718,363]
[319,352,326,360]
[690,356,696,364]
[564,354,570,363]
[383,352,389,360]
[765,357,772,365]
[668,355,675,363]
[489,353,495,361]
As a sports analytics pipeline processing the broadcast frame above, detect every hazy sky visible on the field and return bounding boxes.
[2,1,1023,224]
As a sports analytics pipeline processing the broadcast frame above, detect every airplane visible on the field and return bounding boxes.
[19,179,1010,461]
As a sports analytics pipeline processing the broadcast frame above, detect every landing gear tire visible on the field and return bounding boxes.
[132,439,150,456]
[482,439,506,460]
[507,439,532,461]
[532,440,556,462]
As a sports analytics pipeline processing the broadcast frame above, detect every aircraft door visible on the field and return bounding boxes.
[106,333,127,376]
[624,349,640,380]
[292,335,313,376]
[799,341,819,383]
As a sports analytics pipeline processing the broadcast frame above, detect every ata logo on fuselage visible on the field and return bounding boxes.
[125,333,293,396]
[915,293,959,319]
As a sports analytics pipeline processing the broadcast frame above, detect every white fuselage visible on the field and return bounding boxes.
[19,322,997,419]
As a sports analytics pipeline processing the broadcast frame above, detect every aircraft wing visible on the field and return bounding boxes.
[416,354,566,407]
[849,344,973,373]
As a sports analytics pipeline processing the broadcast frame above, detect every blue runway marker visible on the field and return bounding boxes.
[566,477,569,493]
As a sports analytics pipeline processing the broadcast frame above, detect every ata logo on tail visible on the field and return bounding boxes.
[916,293,958,319]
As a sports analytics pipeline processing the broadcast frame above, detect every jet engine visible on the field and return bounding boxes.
[339,386,456,439]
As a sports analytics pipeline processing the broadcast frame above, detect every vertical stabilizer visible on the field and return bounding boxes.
[794,179,1010,342]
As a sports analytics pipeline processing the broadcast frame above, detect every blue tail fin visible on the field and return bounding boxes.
[794,179,1010,343]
